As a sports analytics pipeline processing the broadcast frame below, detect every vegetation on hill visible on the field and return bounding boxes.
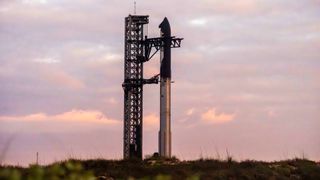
[1,157,320,180]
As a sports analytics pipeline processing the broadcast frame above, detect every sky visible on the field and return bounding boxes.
[0,0,319,166]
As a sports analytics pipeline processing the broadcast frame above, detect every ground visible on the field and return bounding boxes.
[1,157,320,179]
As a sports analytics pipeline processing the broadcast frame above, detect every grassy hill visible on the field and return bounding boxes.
[1,158,320,179]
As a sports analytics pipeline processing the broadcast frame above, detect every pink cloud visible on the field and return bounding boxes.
[144,65,159,78]
[201,108,235,124]
[0,113,47,122]
[0,109,120,125]
[186,108,195,116]
[144,114,159,131]
[105,97,118,105]
[44,70,85,90]
[204,0,259,15]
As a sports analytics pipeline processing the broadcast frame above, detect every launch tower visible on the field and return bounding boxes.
[123,15,182,159]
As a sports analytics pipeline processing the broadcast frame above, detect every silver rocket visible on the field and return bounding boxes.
[159,17,172,157]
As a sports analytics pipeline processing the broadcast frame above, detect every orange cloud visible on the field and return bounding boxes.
[0,109,120,125]
[0,113,47,122]
[144,114,159,131]
[201,108,235,124]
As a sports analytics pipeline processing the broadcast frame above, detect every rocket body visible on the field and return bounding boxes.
[159,77,171,157]
[159,18,172,157]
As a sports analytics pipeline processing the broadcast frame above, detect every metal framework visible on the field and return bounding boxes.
[123,15,148,159]
[123,15,182,159]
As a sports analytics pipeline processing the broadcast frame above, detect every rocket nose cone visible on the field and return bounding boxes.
[159,17,171,35]
[162,17,169,25]
[159,17,169,27]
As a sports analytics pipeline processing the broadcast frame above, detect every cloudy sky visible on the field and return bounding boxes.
[0,0,319,166]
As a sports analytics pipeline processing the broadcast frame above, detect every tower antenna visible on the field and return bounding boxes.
[134,0,136,14]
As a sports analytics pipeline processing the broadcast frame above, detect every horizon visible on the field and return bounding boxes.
[0,0,319,166]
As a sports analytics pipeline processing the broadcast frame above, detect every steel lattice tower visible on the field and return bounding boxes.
[123,15,148,159]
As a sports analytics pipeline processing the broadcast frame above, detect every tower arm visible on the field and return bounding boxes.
[143,37,183,62]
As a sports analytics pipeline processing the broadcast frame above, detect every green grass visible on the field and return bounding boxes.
[1,158,320,180]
